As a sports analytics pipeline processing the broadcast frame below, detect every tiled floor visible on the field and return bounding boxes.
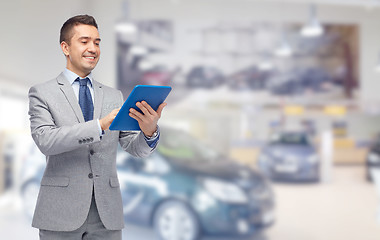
[0,166,379,240]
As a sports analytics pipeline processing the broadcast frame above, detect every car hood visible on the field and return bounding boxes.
[170,158,263,184]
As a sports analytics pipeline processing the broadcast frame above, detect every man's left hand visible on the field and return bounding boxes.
[129,101,167,137]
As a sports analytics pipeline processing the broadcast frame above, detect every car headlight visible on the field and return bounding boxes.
[203,178,248,204]
[368,153,380,163]
[307,154,318,164]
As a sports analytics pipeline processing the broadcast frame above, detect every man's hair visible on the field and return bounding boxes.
[60,14,98,44]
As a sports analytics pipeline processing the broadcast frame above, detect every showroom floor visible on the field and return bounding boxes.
[266,166,380,240]
[0,166,379,240]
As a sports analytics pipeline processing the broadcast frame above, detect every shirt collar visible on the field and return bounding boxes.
[63,68,94,87]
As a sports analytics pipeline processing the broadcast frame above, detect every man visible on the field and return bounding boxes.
[28,15,166,240]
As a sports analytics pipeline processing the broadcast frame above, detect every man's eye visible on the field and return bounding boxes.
[95,43,100,46]
[81,41,87,44]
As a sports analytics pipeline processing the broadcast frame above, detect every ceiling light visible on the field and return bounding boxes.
[275,39,292,57]
[130,45,148,55]
[115,22,137,34]
[115,0,137,34]
[301,4,324,37]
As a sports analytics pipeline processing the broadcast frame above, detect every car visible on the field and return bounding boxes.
[365,134,380,181]
[117,127,275,239]
[20,128,275,240]
[140,65,173,86]
[267,71,304,96]
[267,67,333,96]
[228,66,273,91]
[186,66,225,88]
[258,131,320,182]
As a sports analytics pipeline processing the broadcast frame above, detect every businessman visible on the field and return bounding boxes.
[28,15,166,240]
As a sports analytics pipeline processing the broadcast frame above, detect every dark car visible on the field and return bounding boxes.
[186,66,224,88]
[228,66,273,91]
[258,131,320,182]
[118,128,275,239]
[267,71,303,96]
[20,128,275,240]
[366,135,380,181]
[267,67,333,96]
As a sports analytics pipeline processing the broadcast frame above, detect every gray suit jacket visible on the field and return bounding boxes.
[28,73,155,231]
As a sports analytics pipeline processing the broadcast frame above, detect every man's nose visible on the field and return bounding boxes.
[87,42,96,53]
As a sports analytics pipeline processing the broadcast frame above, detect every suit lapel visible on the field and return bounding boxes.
[56,73,85,123]
[92,80,103,120]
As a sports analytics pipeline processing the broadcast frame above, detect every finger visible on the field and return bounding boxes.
[136,102,150,116]
[129,112,142,122]
[129,108,144,119]
[141,101,155,115]
[156,102,167,117]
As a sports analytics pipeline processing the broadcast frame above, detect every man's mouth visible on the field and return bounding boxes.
[84,56,96,60]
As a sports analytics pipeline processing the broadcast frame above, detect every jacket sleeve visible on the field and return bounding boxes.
[117,90,158,158]
[28,86,101,156]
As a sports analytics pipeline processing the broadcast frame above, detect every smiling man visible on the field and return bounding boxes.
[28,15,166,240]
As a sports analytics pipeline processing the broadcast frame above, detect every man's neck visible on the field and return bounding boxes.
[66,66,90,78]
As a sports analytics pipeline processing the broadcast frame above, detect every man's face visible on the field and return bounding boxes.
[61,24,101,77]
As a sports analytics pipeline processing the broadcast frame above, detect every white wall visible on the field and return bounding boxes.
[0,0,117,89]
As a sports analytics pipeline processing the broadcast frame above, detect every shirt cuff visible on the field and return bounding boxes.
[97,119,105,137]
[143,126,160,148]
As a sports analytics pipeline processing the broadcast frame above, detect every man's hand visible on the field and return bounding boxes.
[99,108,121,131]
[129,101,167,137]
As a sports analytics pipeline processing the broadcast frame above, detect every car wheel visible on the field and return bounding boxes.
[21,179,40,219]
[153,200,200,240]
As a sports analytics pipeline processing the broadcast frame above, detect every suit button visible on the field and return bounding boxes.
[90,150,95,155]
[88,173,93,179]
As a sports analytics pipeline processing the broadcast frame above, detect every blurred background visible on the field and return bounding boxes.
[1,0,380,239]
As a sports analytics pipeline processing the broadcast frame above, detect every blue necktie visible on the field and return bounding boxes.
[77,77,94,122]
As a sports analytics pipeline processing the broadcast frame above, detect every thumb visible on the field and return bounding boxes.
[156,102,167,117]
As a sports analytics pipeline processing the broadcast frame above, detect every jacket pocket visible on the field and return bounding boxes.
[109,177,120,188]
[41,177,70,187]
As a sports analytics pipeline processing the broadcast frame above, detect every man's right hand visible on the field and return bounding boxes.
[99,108,120,131]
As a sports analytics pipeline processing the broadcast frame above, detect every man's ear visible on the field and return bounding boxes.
[61,41,70,56]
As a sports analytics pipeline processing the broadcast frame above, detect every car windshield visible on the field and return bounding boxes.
[157,130,221,163]
[270,133,310,145]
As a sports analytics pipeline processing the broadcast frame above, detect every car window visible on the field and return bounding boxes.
[270,133,310,145]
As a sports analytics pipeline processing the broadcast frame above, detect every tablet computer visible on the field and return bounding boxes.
[109,85,172,131]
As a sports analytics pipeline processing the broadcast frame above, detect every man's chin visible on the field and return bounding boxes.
[83,64,97,73]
